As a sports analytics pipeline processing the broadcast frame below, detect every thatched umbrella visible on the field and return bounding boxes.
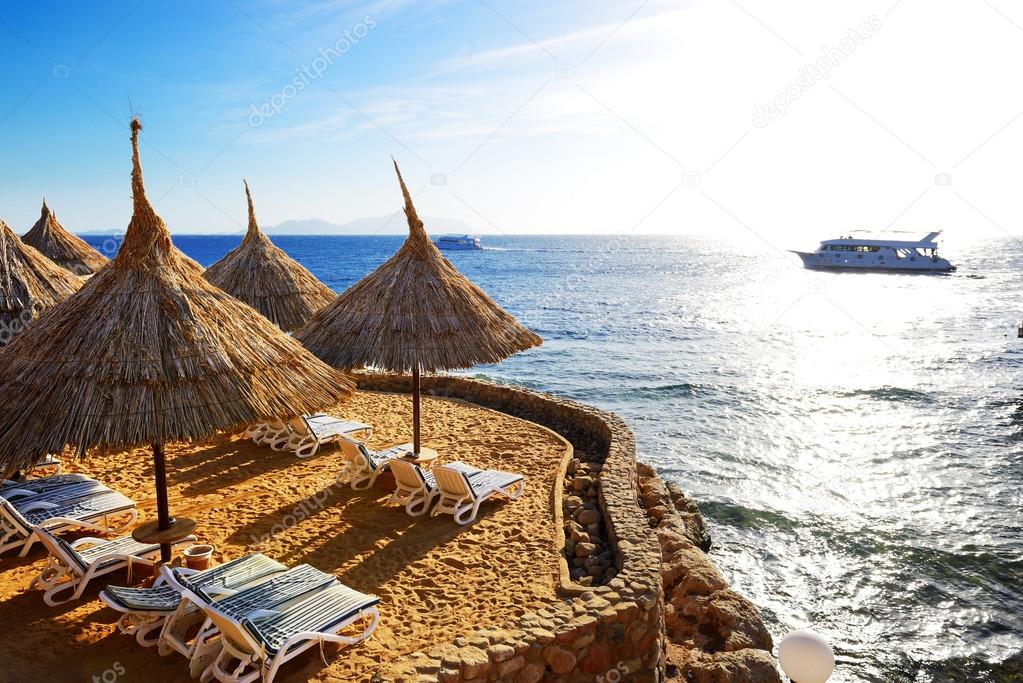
[22,199,108,275]
[0,220,83,346]
[296,161,542,454]
[204,181,336,332]
[0,119,354,559]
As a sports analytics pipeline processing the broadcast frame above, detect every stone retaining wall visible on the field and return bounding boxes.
[357,371,666,682]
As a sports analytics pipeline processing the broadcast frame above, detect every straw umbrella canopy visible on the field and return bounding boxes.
[22,199,108,275]
[0,119,354,559]
[296,161,542,454]
[204,181,336,332]
[0,220,83,346]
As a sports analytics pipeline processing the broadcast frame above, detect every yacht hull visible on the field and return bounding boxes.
[435,242,481,250]
[792,251,955,273]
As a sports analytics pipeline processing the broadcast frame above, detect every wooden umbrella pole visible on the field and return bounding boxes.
[152,442,173,562]
[412,366,421,455]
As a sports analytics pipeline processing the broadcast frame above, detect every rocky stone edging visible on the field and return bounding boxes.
[562,450,618,588]
[636,465,779,683]
[354,371,775,682]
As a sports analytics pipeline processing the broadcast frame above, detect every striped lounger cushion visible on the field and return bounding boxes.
[242,584,381,655]
[22,491,135,526]
[105,554,286,613]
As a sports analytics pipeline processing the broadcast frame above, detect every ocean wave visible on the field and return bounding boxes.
[699,500,799,532]
[915,651,1022,683]
[832,386,934,403]
[613,383,709,399]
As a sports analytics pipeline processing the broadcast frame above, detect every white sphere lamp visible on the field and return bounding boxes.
[779,630,835,683]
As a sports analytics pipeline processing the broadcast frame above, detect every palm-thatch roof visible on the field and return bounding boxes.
[22,199,108,275]
[0,220,83,346]
[0,119,354,475]
[296,160,542,372]
[204,181,335,332]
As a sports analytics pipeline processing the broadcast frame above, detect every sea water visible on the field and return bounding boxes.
[85,233,1022,683]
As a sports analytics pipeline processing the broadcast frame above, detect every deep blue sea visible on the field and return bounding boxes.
[86,233,1023,683]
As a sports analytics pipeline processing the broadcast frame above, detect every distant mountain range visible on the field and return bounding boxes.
[268,215,472,235]
[75,215,472,236]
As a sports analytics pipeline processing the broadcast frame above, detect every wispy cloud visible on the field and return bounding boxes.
[241,3,693,148]
[427,2,687,76]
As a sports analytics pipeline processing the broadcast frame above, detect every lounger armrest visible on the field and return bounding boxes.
[70,536,108,549]
[161,565,197,592]
[34,515,94,526]
[90,551,145,566]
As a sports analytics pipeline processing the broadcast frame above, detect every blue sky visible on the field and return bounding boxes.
[1,1,1022,244]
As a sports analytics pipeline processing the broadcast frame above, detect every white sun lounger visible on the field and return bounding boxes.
[1,473,94,498]
[241,423,269,440]
[336,438,408,490]
[282,414,373,459]
[249,420,291,449]
[1,479,110,506]
[29,527,196,606]
[200,581,380,683]
[388,459,481,516]
[100,553,287,647]
[165,563,339,677]
[431,465,526,525]
[0,491,138,556]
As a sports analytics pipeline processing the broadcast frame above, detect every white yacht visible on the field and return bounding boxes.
[792,231,955,273]
[433,234,482,251]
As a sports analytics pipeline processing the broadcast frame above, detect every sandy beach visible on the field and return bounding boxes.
[0,390,569,682]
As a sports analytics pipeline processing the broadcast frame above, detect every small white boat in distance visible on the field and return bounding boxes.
[433,234,482,250]
[791,231,955,273]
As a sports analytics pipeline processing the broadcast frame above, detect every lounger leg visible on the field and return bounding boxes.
[0,522,25,555]
[454,500,482,526]
[0,540,21,555]
[159,600,205,658]
[188,618,223,677]
[367,468,382,487]
[19,530,39,556]
[209,639,258,683]
[128,615,167,647]
[43,563,111,606]
[294,440,320,459]
[331,607,381,645]
[32,569,77,606]
[44,578,83,606]
[348,452,376,490]
[505,481,526,499]
[406,490,436,516]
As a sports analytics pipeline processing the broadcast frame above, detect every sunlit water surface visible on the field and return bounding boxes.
[86,234,1023,682]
